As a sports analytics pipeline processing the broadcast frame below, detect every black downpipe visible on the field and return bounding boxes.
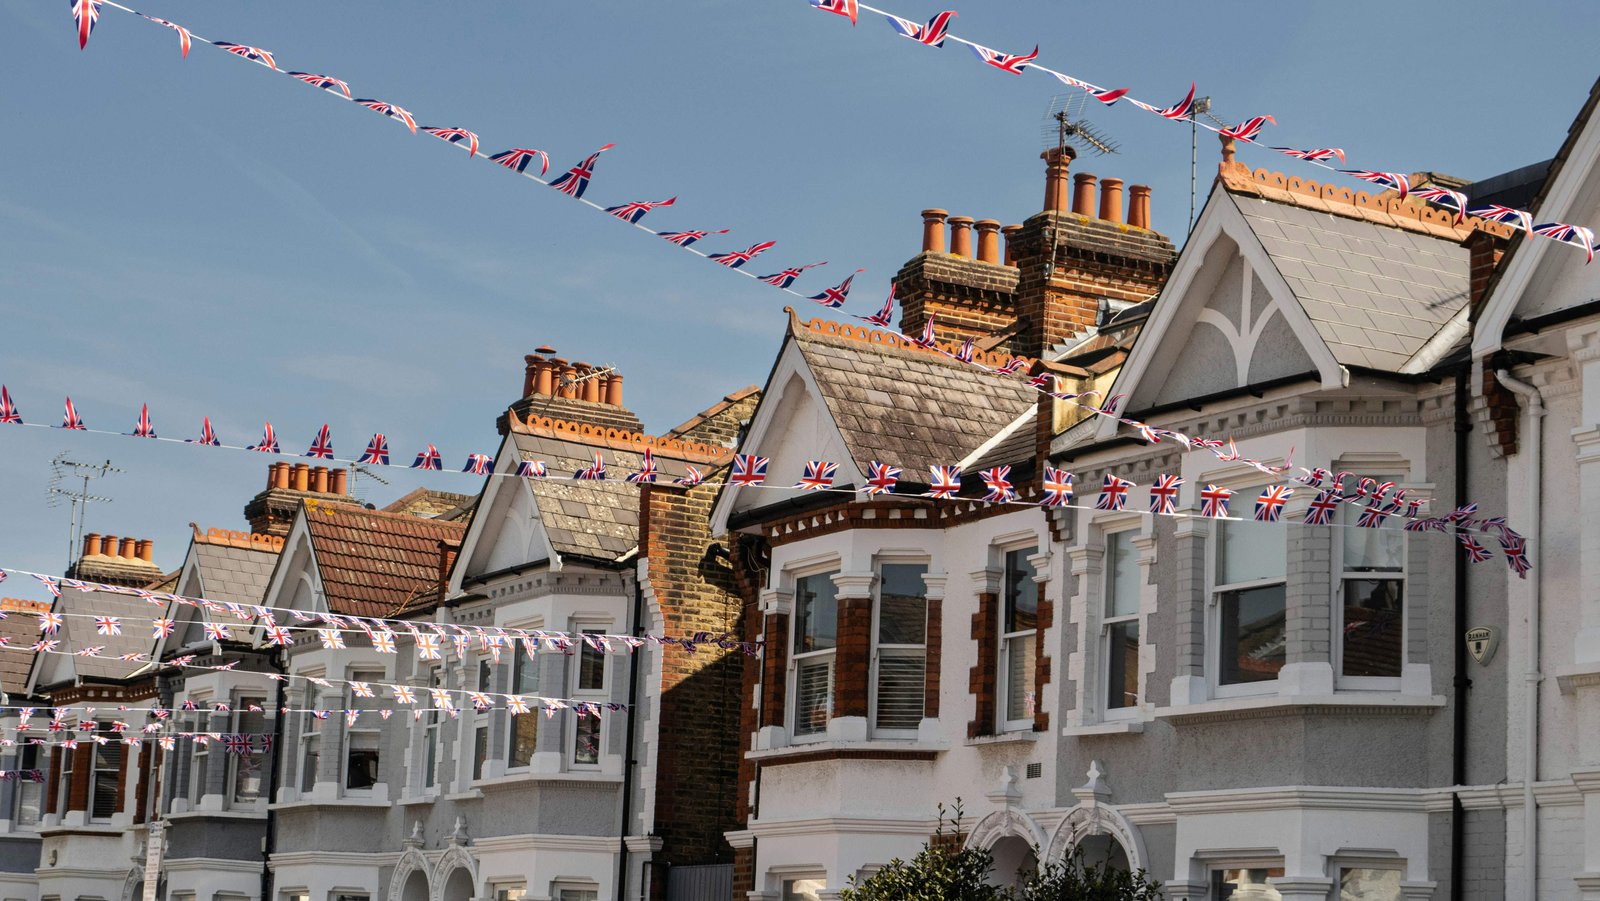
[1450,367,1472,901]
[617,566,646,901]
[261,651,288,901]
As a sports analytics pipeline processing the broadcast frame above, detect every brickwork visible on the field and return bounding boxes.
[44,747,60,816]
[968,592,999,738]
[731,534,769,829]
[68,741,90,812]
[895,253,1021,349]
[835,596,873,719]
[760,612,789,730]
[1481,368,1521,458]
[924,597,942,718]
[732,845,755,899]
[1032,597,1053,732]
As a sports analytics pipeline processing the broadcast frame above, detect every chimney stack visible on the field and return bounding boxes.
[948,217,974,258]
[83,533,102,558]
[1099,178,1125,224]
[920,209,948,254]
[1041,146,1075,213]
[103,535,119,558]
[1072,173,1098,217]
[1128,185,1151,229]
[975,220,1002,264]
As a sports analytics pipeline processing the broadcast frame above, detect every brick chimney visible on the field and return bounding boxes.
[499,346,647,436]
[65,534,161,588]
[244,462,355,537]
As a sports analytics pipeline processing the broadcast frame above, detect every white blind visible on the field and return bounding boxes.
[1005,635,1036,721]
[794,658,833,736]
[874,653,925,730]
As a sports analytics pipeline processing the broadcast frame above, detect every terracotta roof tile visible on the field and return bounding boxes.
[301,501,466,619]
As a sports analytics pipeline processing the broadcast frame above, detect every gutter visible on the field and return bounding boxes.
[1497,368,1545,901]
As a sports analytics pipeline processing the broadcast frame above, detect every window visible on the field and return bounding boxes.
[89,730,122,820]
[282,893,309,901]
[791,571,839,738]
[472,726,489,781]
[1340,505,1406,682]
[577,632,606,692]
[1214,521,1287,690]
[572,713,601,767]
[781,879,825,901]
[571,629,609,767]
[1103,532,1141,712]
[343,670,383,791]
[299,734,319,793]
[231,697,268,804]
[999,548,1039,729]
[872,562,928,734]
[14,744,42,827]
[1338,867,1401,899]
[555,889,597,901]
[58,744,74,814]
[1210,867,1283,899]
[422,667,443,789]
[507,649,539,767]
[491,884,525,901]
[191,712,210,804]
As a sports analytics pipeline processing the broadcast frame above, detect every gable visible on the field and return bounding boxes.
[259,516,327,622]
[454,435,555,587]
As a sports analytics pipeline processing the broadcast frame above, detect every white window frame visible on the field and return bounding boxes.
[787,564,841,744]
[227,693,269,809]
[489,882,526,901]
[505,622,542,770]
[1208,512,1288,700]
[1101,528,1142,720]
[1206,859,1287,900]
[568,624,611,769]
[13,742,43,828]
[343,668,384,794]
[868,556,931,739]
[551,883,599,901]
[87,725,123,822]
[421,666,443,790]
[998,543,1040,732]
[189,706,212,806]
[1333,472,1410,691]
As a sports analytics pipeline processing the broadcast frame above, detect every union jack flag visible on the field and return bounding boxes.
[1532,221,1597,263]
[969,42,1039,75]
[0,386,19,424]
[353,99,417,133]
[468,692,493,712]
[549,144,616,198]
[1055,74,1129,105]
[94,616,121,636]
[1499,534,1531,578]
[188,416,220,446]
[428,687,455,710]
[731,454,768,487]
[809,0,858,25]
[1098,394,1126,415]
[1458,532,1492,563]
[1095,474,1135,511]
[305,423,333,459]
[317,628,345,649]
[506,695,530,715]
[1041,466,1074,507]
[1468,204,1534,235]
[794,460,837,491]
[759,261,828,289]
[1338,169,1410,200]
[33,639,58,653]
[1356,503,1397,529]
[37,612,62,634]
[131,403,156,438]
[371,631,396,654]
[1148,474,1183,515]
[264,624,293,646]
[669,465,704,487]
[71,0,100,49]
[214,42,277,69]
[1304,490,1340,525]
[411,444,442,470]
[1254,485,1293,522]
[151,618,175,639]
[76,646,105,657]
[61,397,85,430]
[1413,187,1469,224]
[462,453,494,475]
[1219,115,1275,142]
[994,359,1027,376]
[391,684,417,704]
[657,228,728,247]
[34,575,60,598]
[605,196,676,224]
[626,447,658,483]
[809,269,863,308]
[1270,146,1345,164]
[202,623,232,641]
[249,422,279,453]
[708,240,776,269]
[360,433,389,465]
[1443,503,1479,523]
[420,126,480,157]
[141,14,191,57]
[516,460,548,478]
[980,466,1016,503]
[862,461,901,495]
[416,634,442,660]
[884,10,956,46]
[573,451,606,480]
[288,72,351,98]
[909,314,939,350]
[489,148,550,175]
[1199,484,1232,518]
[1296,466,1331,488]
[1131,82,1196,120]
[955,339,976,364]
[925,465,962,499]
[856,283,897,327]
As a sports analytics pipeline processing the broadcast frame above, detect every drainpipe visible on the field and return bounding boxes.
[617,566,645,901]
[1450,368,1471,901]
[262,649,288,901]
[1497,368,1544,901]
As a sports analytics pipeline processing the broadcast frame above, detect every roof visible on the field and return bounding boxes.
[46,587,165,684]
[788,312,1039,476]
[508,430,648,564]
[191,540,280,607]
[0,600,49,697]
[666,386,761,441]
[1226,188,1471,372]
[301,501,466,618]
[382,487,476,520]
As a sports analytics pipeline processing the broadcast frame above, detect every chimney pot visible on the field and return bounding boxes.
[522,354,545,397]
[1040,146,1076,213]
[1001,225,1023,265]
[975,220,1002,264]
[1099,178,1125,224]
[948,216,974,258]
[291,463,311,492]
[312,466,330,494]
[553,359,576,398]
[575,363,601,403]
[136,539,153,563]
[534,358,554,396]
[274,462,292,490]
[1128,185,1151,229]
[605,372,624,407]
[920,209,948,254]
[103,535,118,558]
[83,533,101,558]
[118,537,137,559]
[330,468,348,496]
[1072,173,1098,217]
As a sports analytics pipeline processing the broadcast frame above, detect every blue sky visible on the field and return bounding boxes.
[0,0,1594,603]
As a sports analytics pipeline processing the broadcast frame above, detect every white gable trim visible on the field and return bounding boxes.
[257,512,327,624]
[1473,101,1600,358]
[449,433,557,592]
[1092,187,1347,442]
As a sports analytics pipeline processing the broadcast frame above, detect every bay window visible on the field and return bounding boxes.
[230,697,268,804]
[89,730,122,820]
[422,667,442,789]
[1214,520,1287,690]
[791,571,839,739]
[345,669,383,791]
[1103,532,1141,712]
[507,648,539,767]
[1339,502,1406,684]
[872,562,928,734]
[999,548,1038,730]
[14,744,41,827]
[570,628,608,767]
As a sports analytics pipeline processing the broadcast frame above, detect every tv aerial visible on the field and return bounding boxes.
[46,452,121,572]
[1185,95,1230,235]
[1042,93,1120,157]
[348,463,389,506]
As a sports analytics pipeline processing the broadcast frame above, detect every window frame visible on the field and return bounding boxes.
[87,726,123,822]
[787,565,841,744]
[568,624,612,769]
[228,694,269,808]
[505,635,541,770]
[997,544,1040,732]
[13,742,42,828]
[1101,529,1143,719]
[421,666,444,790]
[1333,473,1409,691]
[343,668,384,793]
[868,557,931,739]
[1208,515,1289,699]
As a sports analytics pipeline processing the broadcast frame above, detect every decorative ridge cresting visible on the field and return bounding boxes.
[189,523,286,554]
[789,309,1033,371]
[508,410,734,466]
[1220,165,1515,242]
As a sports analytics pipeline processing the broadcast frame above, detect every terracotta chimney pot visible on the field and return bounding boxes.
[136,540,153,563]
[1001,225,1024,266]
[83,533,101,558]
[975,220,1002,264]
[534,358,554,396]
[1040,146,1076,213]
[275,462,292,490]
[553,359,577,398]
[1128,185,1151,229]
[948,216,974,258]
[920,209,948,254]
[575,363,601,403]
[291,463,310,492]
[1100,178,1125,224]
[312,466,329,494]
[331,468,348,495]
[1072,173,1098,216]
[118,537,137,559]
[605,372,624,407]
[103,535,118,558]
[522,355,544,397]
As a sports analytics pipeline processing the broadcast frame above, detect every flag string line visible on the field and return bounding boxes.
[0,703,534,721]
[812,0,1594,260]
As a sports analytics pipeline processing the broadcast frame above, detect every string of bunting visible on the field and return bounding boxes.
[799,0,1596,262]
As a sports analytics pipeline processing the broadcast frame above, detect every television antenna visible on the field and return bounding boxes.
[1186,95,1229,236]
[348,464,389,506]
[46,453,121,572]
[1042,93,1120,157]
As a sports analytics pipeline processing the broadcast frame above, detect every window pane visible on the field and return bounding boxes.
[1004,635,1036,721]
[1343,580,1404,678]
[1218,520,1286,585]
[513,651,540,694]
[1211,868,1283,900]
[1004,548,1038,633]
[782,880,825,901]
[472,726,488,781]
[1106,532,1140,617]
[493,886,526,901]
[877,563,928,645]
[874,653,925,730]
[1219,584,1287,685]
[1345,526,1404,572]
[508,708,538,768]
[794,658,833,736]
[1106,621,1139,710]
[300,737,318,793]
[557,891,598,901]
[345,737,379,790]
[15,743,41,826]
[478,659,494,692]
[91,739,121,819]
[578,631,606,691]
[1339,867,1401,900]
[573,713,601,766]
[232,700,268,803]
[795,573,839,653]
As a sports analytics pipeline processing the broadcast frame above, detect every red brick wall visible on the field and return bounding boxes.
[732,845,755,899]
[760,612,789,730]
[895,254,1021,350]
[1010,214,1174,357]
[44,747,61,816]
[1033,596,1053,732]
[924,597,942,719]
[968,592,999,738]
[835,596,873,719]
[68,741,91,813]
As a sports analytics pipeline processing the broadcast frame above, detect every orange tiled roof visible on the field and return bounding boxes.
[190,523,285,553]
[300,500,465,619]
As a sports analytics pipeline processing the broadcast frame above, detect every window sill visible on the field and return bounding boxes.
[474,771,624,790]
[162,809,266,822]
[964,731,1040,747]
[1154,693,1445,725]
[747,739,947,765]
[1061,720,1145,737]
[269,797,396,812]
